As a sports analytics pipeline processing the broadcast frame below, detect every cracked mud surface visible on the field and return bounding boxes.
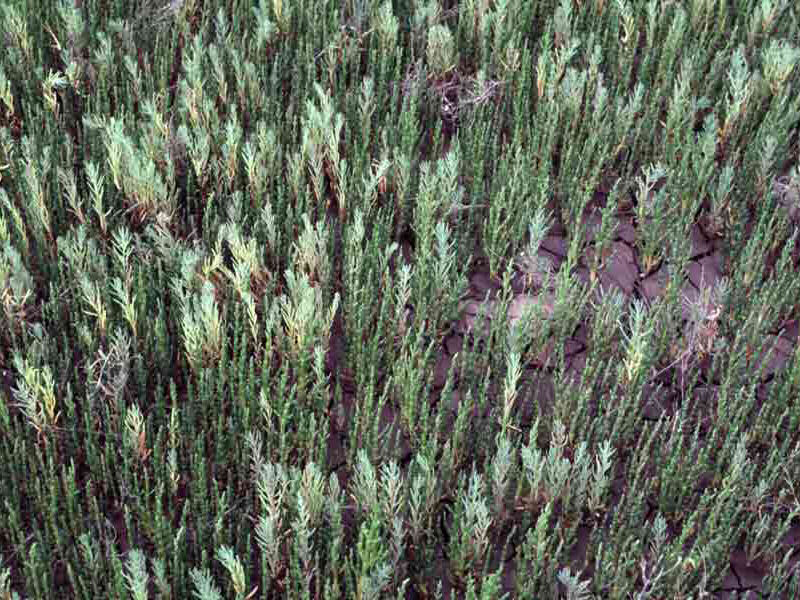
[323,184,800,597]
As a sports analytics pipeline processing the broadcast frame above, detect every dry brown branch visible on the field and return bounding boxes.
[399,60,506,128]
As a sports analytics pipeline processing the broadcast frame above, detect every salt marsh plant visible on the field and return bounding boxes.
[1,0,800,598]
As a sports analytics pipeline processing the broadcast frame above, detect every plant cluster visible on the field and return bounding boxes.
[1,0,800,598]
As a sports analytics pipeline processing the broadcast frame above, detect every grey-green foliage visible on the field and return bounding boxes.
[123,549,149,600]
[2,0,800,598]
[190,567,223,600]
[0,242,34,319]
